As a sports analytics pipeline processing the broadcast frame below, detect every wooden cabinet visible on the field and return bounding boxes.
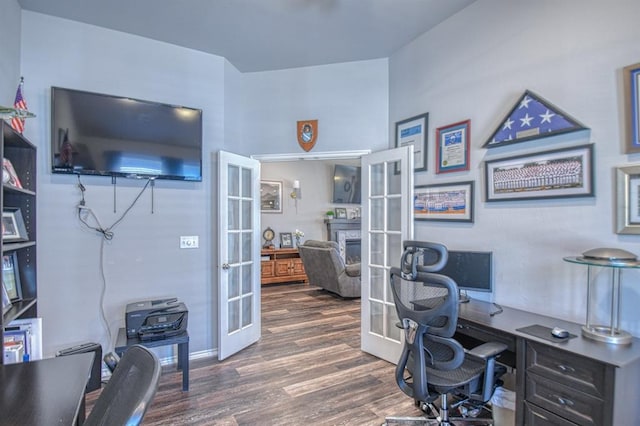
[1,121,37,364]
[261,248,307,285]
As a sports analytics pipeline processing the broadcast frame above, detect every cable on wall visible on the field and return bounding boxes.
[75,175,153,351]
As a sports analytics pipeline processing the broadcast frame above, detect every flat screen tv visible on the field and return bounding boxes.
[51,86,203,181]
[332,164,361,204]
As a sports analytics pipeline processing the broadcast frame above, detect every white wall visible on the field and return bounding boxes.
[0,0,22,104]
[21,11,227,357]
[390,0,640,333]
[239,59,389,156]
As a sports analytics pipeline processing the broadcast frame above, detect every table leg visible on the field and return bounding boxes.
[179,341,189,391]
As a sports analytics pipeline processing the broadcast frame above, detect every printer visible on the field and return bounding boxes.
[125,298,188,341]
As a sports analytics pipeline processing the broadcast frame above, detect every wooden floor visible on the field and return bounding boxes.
[86,283,423,425]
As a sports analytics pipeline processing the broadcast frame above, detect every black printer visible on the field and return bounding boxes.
[125,298,188,341]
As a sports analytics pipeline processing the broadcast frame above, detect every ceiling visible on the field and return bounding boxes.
[17,0,476,73]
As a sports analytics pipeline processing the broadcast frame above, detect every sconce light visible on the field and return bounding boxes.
[290,180,302,213]
[290,180,302,200]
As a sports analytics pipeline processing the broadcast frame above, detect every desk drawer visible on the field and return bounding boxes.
[524,401,579,426]
[526,341,610,398]
[526,371,604,426]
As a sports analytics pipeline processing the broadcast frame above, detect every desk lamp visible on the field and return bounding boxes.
[564,247,640,345]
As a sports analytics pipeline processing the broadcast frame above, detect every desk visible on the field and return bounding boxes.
[115,327,189,391]
[456,299,640,426]
[0,352,94,426]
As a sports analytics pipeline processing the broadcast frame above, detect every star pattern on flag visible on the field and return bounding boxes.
[484,90,588,148]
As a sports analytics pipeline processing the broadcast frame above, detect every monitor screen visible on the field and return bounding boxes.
[50,86,203,181]
[439,250,493,295]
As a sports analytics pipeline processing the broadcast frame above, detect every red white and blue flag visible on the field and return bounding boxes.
[11,78,27,134]
[484,90,587,148]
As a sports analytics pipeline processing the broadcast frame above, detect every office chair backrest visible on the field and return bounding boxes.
[85,344,161,426]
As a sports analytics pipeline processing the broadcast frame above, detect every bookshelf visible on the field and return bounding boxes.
[1,120,37,363]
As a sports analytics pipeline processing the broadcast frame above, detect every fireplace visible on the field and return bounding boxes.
[325,219,361,264]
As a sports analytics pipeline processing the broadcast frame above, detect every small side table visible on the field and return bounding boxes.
[115,327,190,391]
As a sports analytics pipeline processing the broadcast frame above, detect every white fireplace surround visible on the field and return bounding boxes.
[337,230,361,263]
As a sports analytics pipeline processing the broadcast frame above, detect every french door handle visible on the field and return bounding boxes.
[222,263,230,270]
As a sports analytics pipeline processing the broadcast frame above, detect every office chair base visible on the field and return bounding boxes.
[384,416,492,425]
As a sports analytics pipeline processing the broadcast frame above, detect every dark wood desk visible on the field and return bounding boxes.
[115,327,189,391]
[0,352,94,426]
[456,299,640,426]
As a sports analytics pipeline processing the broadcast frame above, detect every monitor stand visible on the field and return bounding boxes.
[459,290,470,303]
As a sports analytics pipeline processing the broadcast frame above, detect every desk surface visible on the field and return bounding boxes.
[459,299,640,367]
[0,352,94,426]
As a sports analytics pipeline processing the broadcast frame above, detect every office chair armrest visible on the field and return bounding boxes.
[467,342,507,360]
[345,263,361,277]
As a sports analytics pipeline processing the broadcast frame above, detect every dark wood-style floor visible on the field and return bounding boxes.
[86,283,423,425]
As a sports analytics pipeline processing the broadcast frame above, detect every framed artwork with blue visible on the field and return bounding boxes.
[624,62,640,153]
[483,90,588,149]
[436,120,470,174]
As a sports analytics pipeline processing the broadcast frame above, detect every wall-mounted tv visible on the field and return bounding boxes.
[51,87,203,181]
[332,164,361,204]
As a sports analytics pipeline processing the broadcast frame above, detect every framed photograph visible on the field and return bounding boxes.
[623,63,640,153]
[484,144,594,202]
[2,207,29,242]
[2,158,22,189]
[395,112,428,173]
[280,232,293,248]
[2,251,21,301]
[436,120,470,174]
[616,164,640,234]
[260,180,283,213]
[335,207,347,219]
[414,181,474,222]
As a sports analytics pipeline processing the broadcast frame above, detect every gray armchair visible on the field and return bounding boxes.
[298,240,361,298]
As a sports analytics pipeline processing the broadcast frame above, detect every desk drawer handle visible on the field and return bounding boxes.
[551,394,575,407]
[556,364,575,373]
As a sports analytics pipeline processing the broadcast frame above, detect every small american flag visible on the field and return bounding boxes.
[10,78,27,134]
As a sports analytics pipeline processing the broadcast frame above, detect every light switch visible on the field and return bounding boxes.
[180,236,199,249]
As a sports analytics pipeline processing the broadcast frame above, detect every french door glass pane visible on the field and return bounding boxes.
[228,165,239,197]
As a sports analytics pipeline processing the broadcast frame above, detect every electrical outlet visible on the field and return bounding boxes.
[180,236,199,249]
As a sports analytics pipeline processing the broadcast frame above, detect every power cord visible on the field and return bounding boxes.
[75,175,153,351]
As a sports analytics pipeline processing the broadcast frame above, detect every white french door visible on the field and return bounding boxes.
[217,151,261,360]
[360,146,414,363]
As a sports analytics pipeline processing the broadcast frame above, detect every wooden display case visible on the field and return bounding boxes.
[261,248,307,285]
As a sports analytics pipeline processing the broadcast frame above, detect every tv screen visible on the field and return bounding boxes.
[332,164,361,204]
[51,87,203,181]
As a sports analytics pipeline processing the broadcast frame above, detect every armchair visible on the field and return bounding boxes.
[385,241,506,425]
[298,240,361,298]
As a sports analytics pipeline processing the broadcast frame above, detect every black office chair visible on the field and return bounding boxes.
[385,241,507,425]
[85,344,161,426]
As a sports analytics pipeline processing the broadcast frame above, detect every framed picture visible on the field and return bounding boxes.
[623,63,640,153]
[2,158,22,189]
[335,207,347,219]
[414,181,474,222]
[260,180,283,213]
[2,282,11,315]
[436,120,470,174]
[395,112,428,173]
[616,164,640,234]
[2,251,22,301]
[2,207,28,242]
[484,144,594,202]
[280,232,293,248]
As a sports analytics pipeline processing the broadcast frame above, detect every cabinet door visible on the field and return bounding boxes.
[292,259,305,275]
[275,260,292,276]
[261,261,275,278]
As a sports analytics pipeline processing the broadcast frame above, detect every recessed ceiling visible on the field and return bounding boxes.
[18,0,476,73]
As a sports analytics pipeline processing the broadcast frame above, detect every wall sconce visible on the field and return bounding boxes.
[290,180,302,213]
[290,180,302,200]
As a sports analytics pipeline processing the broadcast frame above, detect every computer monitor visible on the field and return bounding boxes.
[439,250,493,303]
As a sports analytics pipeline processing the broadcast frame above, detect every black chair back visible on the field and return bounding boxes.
[85,344,161,426]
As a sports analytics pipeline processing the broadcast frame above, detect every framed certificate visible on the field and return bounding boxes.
[395,112,428,173]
